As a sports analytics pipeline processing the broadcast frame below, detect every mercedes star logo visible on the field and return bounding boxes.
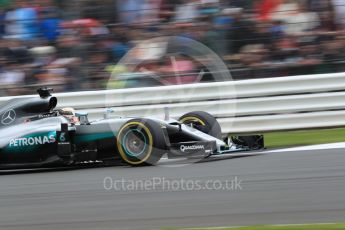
[1,109,16,125]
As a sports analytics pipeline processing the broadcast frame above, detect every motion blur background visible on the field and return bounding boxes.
[0,0,344,96]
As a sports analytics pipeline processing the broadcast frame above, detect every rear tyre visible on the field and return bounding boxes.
[179,111,222,139]
[117,119,166,166]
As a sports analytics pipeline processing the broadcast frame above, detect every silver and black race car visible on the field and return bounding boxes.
[0,88,264,168]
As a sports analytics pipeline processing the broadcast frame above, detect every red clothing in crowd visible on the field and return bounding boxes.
[255,0,282,21]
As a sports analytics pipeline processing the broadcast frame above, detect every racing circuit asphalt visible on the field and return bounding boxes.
[0,146,345,230]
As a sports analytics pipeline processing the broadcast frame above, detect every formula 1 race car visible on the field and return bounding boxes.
[0,89,264,168]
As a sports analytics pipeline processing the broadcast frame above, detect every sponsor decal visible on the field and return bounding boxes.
[180,144,205,152]
[59,133,66,142]
[1,109,16,125]
[38,114,54,118]
[9,135,56,147]
[58,132,70,146]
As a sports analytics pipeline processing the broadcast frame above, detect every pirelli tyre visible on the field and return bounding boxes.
[116,119,166,166]
[179,111,222,139]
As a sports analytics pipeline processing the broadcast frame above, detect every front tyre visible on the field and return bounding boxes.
[117,119,166,166]
[179,111,222,139]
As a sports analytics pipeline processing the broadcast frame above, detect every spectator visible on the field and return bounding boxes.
[318,9,338,32]
[269,20,285,40]
[0,0,10,8]
[0,0,344,95]
[40,9,62,44]
[3,39,32,64]
[85,46,109,89]
[255,0,282,21]
[200,21,224,55]
[213,8,235,55]
[227,8,255,54]
[4,7,18,39]
[272,1,320,36]
[159,0,175,22]
[117,0,143,25]
[332,0,345,29]
[199,0,219,16]
[299,41,322,65]
[0,61,25,86]
[140,0,162,25]
[239,44,269,68]
[322,36,345,63]
[0,8,6,37]
[111,37,130,63]
[174,0,200,22]
[253,22,274,47]
[10,0,39,41]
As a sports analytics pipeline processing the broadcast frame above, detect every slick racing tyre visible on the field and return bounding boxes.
[117,119,166,166]
[179,111,222,139]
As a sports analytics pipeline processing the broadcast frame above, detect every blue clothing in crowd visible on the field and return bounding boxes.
[16,7,39,40]
[40,18,62,41]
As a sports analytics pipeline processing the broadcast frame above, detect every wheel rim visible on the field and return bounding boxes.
[117,122,154,165]
[180,116,206,127]
[122,129,147,157]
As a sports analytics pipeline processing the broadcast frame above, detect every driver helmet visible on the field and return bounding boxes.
[61,107,79,124]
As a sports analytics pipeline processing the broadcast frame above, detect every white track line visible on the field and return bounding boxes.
[180,222,338,230]
[264,142,345,153]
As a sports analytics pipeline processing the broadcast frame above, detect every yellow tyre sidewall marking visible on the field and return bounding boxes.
[117,122,153,165]
[180,116,206,126]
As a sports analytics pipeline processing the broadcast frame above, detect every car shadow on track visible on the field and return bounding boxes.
[0,151,266,175]
[0,162,125,175]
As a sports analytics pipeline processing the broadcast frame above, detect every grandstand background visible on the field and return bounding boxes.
[0,0,344,95]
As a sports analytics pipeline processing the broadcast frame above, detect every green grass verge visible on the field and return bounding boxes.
[163,223,345,230]
[263,128,345,148]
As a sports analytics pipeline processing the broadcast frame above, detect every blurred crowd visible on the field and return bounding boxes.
[0,0,345,96]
